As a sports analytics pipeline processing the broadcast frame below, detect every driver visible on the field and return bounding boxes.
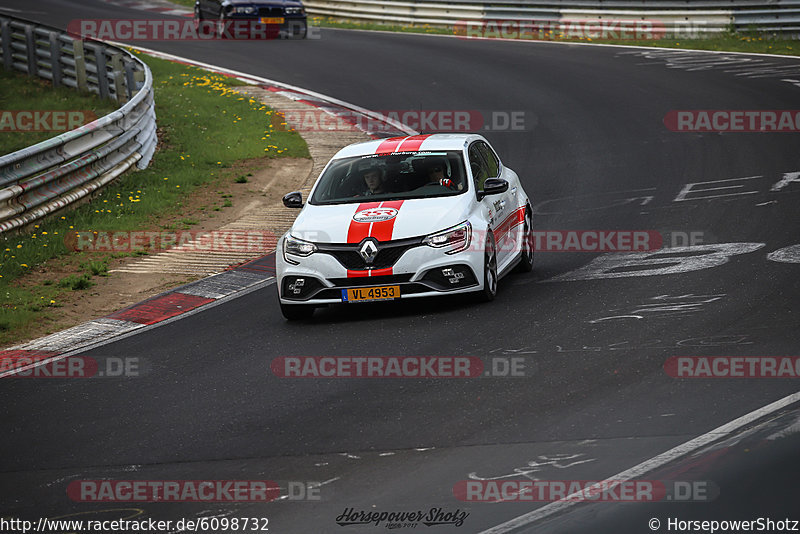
[357,163,387,196]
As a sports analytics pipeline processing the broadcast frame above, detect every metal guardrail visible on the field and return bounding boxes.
[305,0,800,36]
[0,15,157,234]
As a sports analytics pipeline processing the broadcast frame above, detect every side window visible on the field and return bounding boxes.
[468,144,490,192]
[476,142,500,178]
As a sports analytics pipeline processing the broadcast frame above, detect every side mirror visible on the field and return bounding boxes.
[478,178,508,200]
[283,191,303,208]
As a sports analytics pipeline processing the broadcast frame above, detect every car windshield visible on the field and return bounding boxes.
[309,151,467,205]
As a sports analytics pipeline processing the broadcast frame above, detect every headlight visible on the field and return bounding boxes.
[285,6,305,15]
[283,234,317,264]
[231,6,257,14]
[423,221,471,254]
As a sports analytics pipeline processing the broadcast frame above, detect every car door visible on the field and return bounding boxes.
[471,141,516,267]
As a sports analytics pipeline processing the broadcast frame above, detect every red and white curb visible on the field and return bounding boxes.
[98,0,192,18]
[1,262,274,378]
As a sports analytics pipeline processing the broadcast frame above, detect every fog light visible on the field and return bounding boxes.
[442,268,465,284]
[289,278,305,294]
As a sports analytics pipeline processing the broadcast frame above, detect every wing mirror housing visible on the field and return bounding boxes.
[478,178,509,200]
[283,191,303,208]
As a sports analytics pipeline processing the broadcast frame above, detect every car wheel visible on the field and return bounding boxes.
[289,21,307,39]
[477,231,498,302]
[193,5,203,32]
[280,303,315,321]
[514,205,534,273]
[216,11,228,39]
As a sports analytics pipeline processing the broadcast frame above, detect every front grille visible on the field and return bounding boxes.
[317,237,423,271]
[258,7,283,17]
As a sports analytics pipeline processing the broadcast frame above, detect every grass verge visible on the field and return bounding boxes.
[0,70,119,155]
[0,52,308,344]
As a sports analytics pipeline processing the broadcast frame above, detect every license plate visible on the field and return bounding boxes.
[260,17,284,24]
[342,285,400,302]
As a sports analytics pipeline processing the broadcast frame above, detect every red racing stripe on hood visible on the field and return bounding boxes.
[368,200,404,242]
[345,200,405,278]
[347,202,382,243]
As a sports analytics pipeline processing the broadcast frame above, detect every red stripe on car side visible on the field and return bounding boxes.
[494,207,526,240]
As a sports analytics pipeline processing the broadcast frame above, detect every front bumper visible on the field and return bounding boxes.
[276,237,485,305]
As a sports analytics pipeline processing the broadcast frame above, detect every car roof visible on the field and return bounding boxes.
[331,134,484,160]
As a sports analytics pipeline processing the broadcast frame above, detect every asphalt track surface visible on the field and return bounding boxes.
[2,1,800,532]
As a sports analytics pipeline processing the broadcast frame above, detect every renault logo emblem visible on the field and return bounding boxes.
[359,239,378,264]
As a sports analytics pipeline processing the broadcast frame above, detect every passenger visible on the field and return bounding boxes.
[419,158,456,190]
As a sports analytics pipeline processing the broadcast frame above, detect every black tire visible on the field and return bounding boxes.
[216,12,227,39]
[476,231,498,302]
[280,303,315,321]
[514,205,534,273]
[288,21,307,39]
[193,5,202,32]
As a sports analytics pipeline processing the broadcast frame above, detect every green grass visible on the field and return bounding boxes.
[0,69,119,156]
[0,52,309,343]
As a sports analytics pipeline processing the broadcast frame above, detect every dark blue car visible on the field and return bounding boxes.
[194,0,307,39]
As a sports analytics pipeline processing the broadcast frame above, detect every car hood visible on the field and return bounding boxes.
[290,196,471,243]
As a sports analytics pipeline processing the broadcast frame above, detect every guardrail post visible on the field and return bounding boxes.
[1,19,12,70]
[94,45,110,99]
[124,62,136,100]
[0,14,157,235]
[49,31,62,87]
[24,24,37,76]
[72,39,88,92]
[110,53,125,103]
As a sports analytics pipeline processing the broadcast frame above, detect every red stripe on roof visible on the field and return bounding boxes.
[375,137,406,154]
[396,134,432,152]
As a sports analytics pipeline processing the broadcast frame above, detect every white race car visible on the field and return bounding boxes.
[276,133,533,320]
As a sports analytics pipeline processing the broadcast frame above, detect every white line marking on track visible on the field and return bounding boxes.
[478,390,800,533]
